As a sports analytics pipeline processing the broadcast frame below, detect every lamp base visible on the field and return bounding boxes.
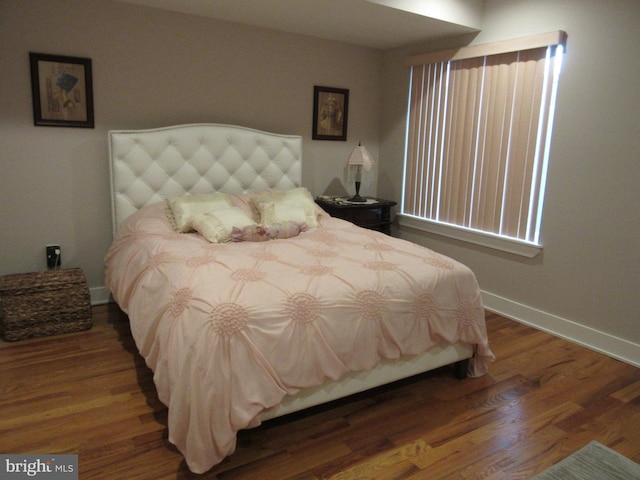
[349,181,366,202]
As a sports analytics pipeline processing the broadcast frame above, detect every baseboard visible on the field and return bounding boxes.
[482,291,640,368]
[90,286,112,306]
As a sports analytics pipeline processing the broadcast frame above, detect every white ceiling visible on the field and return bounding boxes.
[112,0,484,49]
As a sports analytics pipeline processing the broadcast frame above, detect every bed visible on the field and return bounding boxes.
[105,123,494,473]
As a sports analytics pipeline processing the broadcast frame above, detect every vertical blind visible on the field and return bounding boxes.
[403,33,565,244]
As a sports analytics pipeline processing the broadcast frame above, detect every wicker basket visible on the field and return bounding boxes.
[0,268,92,341]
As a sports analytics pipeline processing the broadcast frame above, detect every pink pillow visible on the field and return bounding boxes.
[232,222,308,242]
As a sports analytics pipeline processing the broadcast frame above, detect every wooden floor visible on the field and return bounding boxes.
[1,305,639,479]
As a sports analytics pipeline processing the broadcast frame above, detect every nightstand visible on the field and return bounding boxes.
[0,268,92,341]
[316,197,397,235]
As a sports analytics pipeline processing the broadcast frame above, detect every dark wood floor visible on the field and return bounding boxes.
[1,304,639,479]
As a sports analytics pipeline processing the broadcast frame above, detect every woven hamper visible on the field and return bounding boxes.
[0,268,92,341]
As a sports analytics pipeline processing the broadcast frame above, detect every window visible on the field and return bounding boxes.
[401,32,566,257]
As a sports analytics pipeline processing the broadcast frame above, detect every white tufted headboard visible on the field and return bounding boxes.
[108,124,302,233]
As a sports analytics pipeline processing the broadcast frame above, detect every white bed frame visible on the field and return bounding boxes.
[108,123,473,421]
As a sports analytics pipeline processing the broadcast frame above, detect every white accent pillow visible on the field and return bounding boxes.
[251,187,320,228]
[256,202,317,229]
[189,208,256,243]
[167,193,234,232]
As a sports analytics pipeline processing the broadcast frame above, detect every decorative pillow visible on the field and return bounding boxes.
[232,222,308,242]
[188,208,256,243]
[166,193,234,232]
[251,187,321,227]
[229,193,260,223]
[256,201,318,229]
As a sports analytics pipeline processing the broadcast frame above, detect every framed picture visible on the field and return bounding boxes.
[29,52,94,128]
[312,86,348,141]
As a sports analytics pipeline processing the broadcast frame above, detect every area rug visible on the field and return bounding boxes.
[533,440,640,479]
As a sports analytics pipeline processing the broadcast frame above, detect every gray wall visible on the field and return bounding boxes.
[380,0,640,361]
[0,0,381,292]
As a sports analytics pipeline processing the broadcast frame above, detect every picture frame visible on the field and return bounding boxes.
[29,52,94,128]
[312,86,348,141]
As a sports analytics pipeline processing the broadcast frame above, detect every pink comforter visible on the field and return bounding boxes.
[105,202,494,473]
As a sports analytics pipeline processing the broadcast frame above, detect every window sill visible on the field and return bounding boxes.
[397,214,542,258]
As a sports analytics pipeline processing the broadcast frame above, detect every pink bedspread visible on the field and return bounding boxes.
[105,202,494,473]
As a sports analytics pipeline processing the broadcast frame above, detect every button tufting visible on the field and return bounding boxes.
[109,124,302,232]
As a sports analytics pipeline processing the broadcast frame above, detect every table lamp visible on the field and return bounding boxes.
[346,142,374,202]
